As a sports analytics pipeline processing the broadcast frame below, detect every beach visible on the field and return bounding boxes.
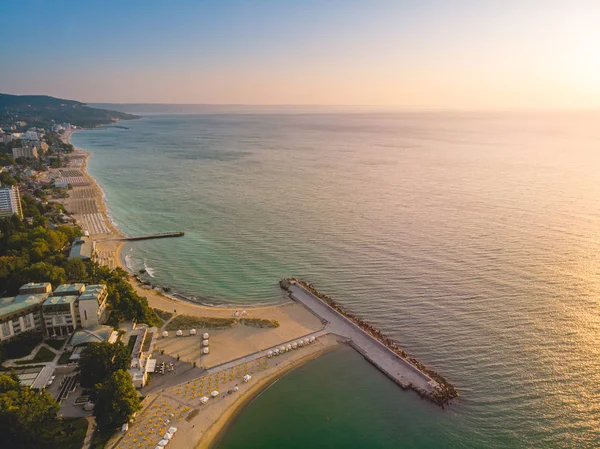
[57,129,341,449]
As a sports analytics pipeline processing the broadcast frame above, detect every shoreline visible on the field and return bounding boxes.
[199,341,340,449]
[65,128,285,311]
[63,128,339,449]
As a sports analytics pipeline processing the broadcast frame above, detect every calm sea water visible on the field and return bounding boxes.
[73,112,600,448]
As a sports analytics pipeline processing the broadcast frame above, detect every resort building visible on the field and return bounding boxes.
[125,324,158,388]
[78,284,108,327]
[68,324,118,361]
[12,145,39,159]
[0,185,23,219]
[42,295,78,337]
[20,282,53,295]
[0,291,50,341]
[68,237,94,260]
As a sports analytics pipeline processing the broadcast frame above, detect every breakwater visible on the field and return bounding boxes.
[280,278,458,407]
[111,232,185,242]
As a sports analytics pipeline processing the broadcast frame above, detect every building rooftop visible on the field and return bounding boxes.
[53,283,85,296]
[79,285,106,302]
[43,295,76,306]
[0,293,50,319]
[68,237,92,260]
[70,325,115,347]
[19,282,52,293]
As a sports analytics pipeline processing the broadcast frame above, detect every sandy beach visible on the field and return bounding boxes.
[58,128,339,449]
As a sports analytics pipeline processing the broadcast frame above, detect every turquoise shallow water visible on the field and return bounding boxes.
[72,112,600,448]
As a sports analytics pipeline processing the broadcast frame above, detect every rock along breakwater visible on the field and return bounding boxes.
[280,278,458,407]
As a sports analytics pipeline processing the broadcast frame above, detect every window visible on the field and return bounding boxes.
[23,314,33,329]
[1,322,11,338]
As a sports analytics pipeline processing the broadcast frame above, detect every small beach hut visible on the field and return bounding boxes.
[233,386,239,392]
[157,440,168,447]
[203,333,209,339]
[243,374,252,383]
[202,340,209,347]
[292,342,298,349]
[310,336,316,343]
[267,350,273,358]
[298,340,304,347]
[211,390,219,397]
[176,330,183,337]
[163,433,172,441]
[286,344,292,351]
[168,427,178,435]
[304,338,310,345]
[189,329,197,335]
[162,331,168,338]
[200,396,209,404]
[273,349,279,355]
[203,347,210,354]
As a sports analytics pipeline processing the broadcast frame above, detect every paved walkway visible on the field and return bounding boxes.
[288,283,438,393]
[81,416,96,449]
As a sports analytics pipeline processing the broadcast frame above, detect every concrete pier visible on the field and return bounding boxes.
[286,282,440,395]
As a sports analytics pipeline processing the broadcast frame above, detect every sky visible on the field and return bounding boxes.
[1,0,600,109]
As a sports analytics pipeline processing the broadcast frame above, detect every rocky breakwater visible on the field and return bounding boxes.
[280,278,458,407]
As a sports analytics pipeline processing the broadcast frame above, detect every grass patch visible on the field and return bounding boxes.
[165,315,236,331]
[14,346,56,365]
[48,418,89,449]
[0,331,43,362]
[45,339,66,350]
[126,335,137,353]
[89,428,114,449]
[58,351,74,365]
[238,318,280,328]
[153,308,174,323]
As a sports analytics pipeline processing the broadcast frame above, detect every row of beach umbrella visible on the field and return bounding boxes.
[266,336,316,357]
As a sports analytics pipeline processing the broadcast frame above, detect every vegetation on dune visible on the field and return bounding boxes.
[164,314,280,330]
[165,315,236,330]
[152,308,174,323]
[238,318,280,328]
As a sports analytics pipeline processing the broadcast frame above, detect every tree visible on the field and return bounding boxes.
[78,341,132,389]
[64,258,88,282]
[0,373,60,448]
[92,370,141,431]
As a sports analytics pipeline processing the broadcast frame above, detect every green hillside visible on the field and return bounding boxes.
[0,93,139,128]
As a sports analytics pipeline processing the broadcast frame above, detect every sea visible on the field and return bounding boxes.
[72,110,600,448]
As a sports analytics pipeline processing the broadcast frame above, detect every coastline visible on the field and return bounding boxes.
[63,127,340,449]
[199,340,340,449]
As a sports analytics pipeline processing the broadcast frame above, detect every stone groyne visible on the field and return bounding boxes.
[280,278,458,407]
